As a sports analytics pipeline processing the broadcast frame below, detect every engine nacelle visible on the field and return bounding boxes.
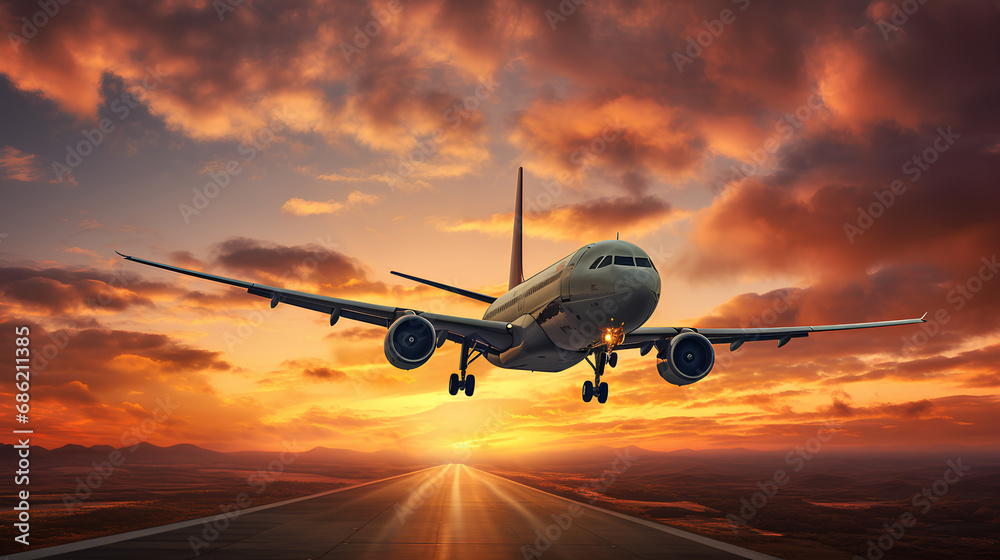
[657,332,715,386]
[384,315,436,370]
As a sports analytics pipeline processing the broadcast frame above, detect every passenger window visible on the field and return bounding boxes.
[614,256,634,266]
[635,257,652,267]
[589,256,604,269]
[597,256,612,268]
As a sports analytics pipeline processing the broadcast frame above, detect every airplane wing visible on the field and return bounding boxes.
[620,314,927,352]
[116,252,516,353]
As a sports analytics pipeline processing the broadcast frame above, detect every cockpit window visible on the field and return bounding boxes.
[589,256,604,269]
[597,255,613,268]
[635,257,652,268]
[614,256,635,266]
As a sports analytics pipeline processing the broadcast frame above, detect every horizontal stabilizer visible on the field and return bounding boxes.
[391,271,497,304]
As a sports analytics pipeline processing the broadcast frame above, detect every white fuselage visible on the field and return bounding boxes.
[483,240,660,371]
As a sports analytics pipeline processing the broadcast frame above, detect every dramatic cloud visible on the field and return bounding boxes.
[442,194,680,241]
[0,0,997,457]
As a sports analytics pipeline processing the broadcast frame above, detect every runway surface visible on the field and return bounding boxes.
[12,464,780,560]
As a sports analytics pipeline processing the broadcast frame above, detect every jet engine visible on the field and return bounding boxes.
[384,315,437,370]
[657,331,715,385]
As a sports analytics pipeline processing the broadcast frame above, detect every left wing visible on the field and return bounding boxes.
[621,314,927,352]
[116,252,516,353]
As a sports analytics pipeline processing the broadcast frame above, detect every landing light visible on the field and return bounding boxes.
[601,325,625,348]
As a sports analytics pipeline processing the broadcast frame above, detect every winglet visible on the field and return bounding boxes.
[920,312,928,321]
[508,167,524,291]
[115,250,130,259]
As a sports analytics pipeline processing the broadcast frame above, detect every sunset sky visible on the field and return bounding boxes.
[1,0,998,459]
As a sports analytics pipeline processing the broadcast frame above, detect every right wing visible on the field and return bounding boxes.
[621,315,927,352]
[117,252,516,353]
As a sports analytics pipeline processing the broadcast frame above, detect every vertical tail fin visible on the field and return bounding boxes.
[508,167,524,290]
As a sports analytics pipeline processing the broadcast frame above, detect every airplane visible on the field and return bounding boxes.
[117,167,926,404]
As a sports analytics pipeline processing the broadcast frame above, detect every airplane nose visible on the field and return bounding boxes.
[613,268,659,325]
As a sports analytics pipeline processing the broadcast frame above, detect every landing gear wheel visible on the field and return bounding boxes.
[597,382,609,404]
[608,352,618,368]
[448,373,460,395]
[464,374,476,396]
[582,380,594,402]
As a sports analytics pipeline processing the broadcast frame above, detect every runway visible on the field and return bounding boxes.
[12,464,780,560]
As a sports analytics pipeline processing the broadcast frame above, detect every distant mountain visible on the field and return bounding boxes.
[2,441,996,471]
[0,441,424,470]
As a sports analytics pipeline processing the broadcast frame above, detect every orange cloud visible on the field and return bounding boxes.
[0,145,68,184]
[442,194,682,242]
[281,190,379,216]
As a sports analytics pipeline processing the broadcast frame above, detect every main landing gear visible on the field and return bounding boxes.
[582,348,617,404]
[448,338,481,397]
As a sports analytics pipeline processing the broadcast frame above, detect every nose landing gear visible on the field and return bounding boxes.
[582,348,616,404]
